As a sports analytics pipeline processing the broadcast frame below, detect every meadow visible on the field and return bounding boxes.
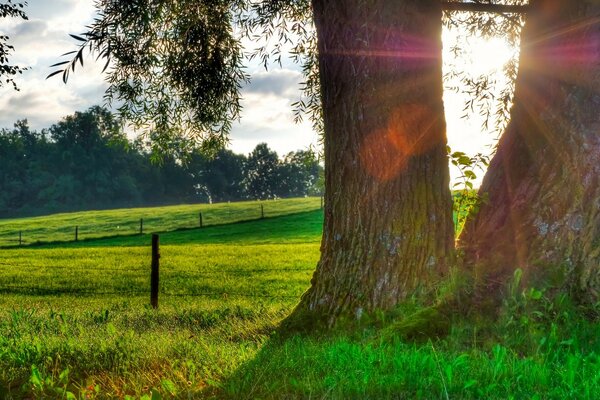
[0,198,598,399]
[0,197,321,247]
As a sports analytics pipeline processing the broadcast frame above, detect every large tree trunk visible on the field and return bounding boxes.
[460,0,600,305]
[290,0,454,327]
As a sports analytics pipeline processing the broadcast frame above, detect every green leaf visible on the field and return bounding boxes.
[58,368,70,384]
[463,379,478,390]
[464,170,477,180]
[529,288,542,300]
[151,389,163,400]
[161,379,177,395]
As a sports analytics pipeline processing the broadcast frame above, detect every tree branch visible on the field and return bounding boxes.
[441,2,530,14]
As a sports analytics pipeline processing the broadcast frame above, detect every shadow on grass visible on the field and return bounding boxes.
[204,298,600,400]
[2,210,323,250]
[202,328,449,400]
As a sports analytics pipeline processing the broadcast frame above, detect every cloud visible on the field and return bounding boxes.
[0,0,320,158]
[27,0,81,20]
[244,69,303,98]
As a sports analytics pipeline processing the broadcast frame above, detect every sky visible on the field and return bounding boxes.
[0,0,518,182]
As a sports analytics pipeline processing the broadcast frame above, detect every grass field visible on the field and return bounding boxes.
[0,199,598,399]
[0,197,321,247]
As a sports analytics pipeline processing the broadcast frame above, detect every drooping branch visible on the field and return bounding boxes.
[441,2,530,14]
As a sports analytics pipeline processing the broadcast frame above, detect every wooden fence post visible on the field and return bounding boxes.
[150,234,160,309]
[199,212,203,228]
[18,231,22,246]
[140,218,144,235]
[75,226,78,242]
[260,204,264,219]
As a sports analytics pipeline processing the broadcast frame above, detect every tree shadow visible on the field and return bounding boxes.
[200,318,448,400]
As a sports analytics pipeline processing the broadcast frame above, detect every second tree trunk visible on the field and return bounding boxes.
[460,0,600,305]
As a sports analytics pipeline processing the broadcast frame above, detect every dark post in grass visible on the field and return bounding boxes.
[260,204,264,219]
[140,218,144,235]
[320,195,323,209]
[199,212,203,228]
[18,230,22,246]
[75,226,79,241]
[150,234,160,309]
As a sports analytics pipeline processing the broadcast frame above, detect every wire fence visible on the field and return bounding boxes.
[0,258,310,302]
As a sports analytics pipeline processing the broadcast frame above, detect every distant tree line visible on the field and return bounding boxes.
[0,107,322,218]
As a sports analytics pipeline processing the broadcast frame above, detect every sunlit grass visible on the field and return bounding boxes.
[0,197,321,246]
[0,199,598,399]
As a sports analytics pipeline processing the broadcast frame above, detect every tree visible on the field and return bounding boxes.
[243,143,281,200]
[188,148,246,203]
[51,0,456,326]
[291,0,454,325]
[459,0,600,306]
[277,150,321,198]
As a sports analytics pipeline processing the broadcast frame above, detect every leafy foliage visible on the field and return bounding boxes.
[443,1,526,138]
[0,108,322,217]
[49,0,250,155]
[47,0,322,153]
[448,147,490,233]
[46,0,532,159]
[0,0,28,90]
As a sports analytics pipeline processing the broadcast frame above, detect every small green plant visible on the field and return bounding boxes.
[448,147,490,234]
[26,365,77,399]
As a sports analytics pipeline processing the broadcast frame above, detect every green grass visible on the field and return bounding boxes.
[0,197,321,247]
[0,199,598,399]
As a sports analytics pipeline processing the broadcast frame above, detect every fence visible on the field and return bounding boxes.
[0,198,324,248]
[0,232,315,305]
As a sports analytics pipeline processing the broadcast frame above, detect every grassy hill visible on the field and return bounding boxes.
[0,197,321,247]
[0,199,597,399]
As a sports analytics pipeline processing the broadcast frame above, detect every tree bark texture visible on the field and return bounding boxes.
[294,0,454,326]
[460,0,600,304]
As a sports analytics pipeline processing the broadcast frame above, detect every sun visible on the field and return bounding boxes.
[442,26,521,186]
[468,36,519,74]
[443,27,520,74]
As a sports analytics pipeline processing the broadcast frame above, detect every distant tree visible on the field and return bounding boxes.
[243,143,280,200]
[277,150,321,198]
[189,148,246,203]
[2,107,328,217]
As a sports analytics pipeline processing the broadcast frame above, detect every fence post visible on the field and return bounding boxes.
[19,230,22,246]
[75,226,78,242]
[140,218,144,235]
[260,204,264,219]
[150,234,160,309]
[199,212,203,228]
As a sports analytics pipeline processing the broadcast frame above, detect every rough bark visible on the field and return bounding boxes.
[460,0,600,305]
[290,0,454,327]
